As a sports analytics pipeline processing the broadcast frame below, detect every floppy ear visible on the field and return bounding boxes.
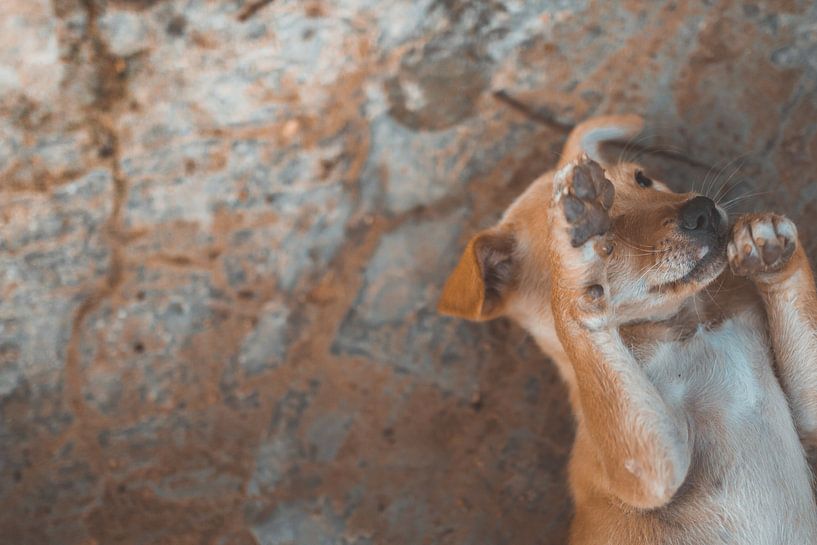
[437,230,517,321]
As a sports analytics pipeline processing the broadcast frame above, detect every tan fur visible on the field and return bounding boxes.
[437,236,485,320]
[439,116,817,543]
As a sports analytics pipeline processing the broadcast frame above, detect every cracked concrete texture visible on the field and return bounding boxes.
[1,0,816,543]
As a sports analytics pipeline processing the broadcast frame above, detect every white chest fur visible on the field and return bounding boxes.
[644,316,768,423]
[639,310,817,543]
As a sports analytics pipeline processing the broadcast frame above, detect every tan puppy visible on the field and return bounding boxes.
[438,116,817,544]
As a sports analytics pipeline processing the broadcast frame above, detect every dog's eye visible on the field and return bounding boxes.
[635,170,653,188]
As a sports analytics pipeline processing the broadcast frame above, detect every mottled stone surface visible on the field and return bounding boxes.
[1,0,817,543]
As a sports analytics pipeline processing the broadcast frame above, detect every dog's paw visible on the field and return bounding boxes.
[554,155,615,248]
[550,156,615,325]
[728,214,797,278]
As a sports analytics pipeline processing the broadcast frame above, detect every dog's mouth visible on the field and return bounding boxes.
[650,232,729,293]
[679,240,727,284]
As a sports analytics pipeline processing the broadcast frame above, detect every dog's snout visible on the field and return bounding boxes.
[679,196,719,234]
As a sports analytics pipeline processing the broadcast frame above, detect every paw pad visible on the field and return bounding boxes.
[585,284,604,300]
[728,214,797,277]
[556,156,615,248]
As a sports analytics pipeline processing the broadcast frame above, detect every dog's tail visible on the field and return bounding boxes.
[557,114,644,169]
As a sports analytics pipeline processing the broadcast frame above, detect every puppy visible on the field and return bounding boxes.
[438,115,817,544]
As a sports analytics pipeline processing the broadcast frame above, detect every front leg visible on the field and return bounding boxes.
[549,156,691,509]
[729,214,817,446]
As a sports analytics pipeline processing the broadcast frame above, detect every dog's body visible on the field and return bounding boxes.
[568,299,815,544]
[439,116,817,543]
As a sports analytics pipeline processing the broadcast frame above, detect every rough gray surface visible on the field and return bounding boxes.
[1,0,817,543]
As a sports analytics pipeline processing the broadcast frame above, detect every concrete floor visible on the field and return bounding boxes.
[1,0,817,544]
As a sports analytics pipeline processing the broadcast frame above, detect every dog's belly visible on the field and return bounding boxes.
[639,313,817,543]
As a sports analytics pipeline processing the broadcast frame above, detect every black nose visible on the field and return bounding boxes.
[679,196,720,234]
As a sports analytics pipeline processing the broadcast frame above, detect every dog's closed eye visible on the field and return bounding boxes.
[635,170,653,188]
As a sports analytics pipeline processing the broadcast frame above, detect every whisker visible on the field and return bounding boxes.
[710,271,729,297]
[714,178,749,206]
[614,234,669,254]
[692,291,702,322]
[710,165,737,201]
[699,150,749,198]
[698,155,725,196]
[721,190,773,209]
[617,241,663,254]
[703,153,744,199]
[635,260,663,287]
[618,241,664,253]
[615,132,655,166]
[703,284,725,317]
[712,159,748,203]
[626,142,688,169]
[698,167,713,197]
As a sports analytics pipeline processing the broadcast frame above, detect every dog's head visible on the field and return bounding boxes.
[438,115,729,333]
